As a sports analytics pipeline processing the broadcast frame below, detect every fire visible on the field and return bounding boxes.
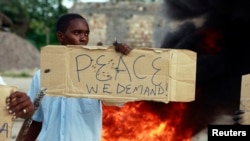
[102,101,193,141]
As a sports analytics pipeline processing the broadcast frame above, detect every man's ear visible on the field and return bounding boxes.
[56,31,64,43]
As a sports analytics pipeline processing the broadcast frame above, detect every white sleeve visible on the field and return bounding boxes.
[0,76,6,85]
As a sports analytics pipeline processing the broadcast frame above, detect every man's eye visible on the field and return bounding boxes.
[73,31,80,35]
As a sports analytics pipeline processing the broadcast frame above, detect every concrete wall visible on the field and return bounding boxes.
[69,2,168,48]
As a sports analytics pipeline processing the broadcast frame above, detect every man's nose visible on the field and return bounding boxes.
[80,33,87,41]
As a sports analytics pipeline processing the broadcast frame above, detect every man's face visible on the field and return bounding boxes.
[57,18,90,45]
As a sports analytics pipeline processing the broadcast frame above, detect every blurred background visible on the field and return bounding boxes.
[2,0,250,141]
[0,0,167,74]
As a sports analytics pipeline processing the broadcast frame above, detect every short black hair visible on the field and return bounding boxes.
[56,13,87,33]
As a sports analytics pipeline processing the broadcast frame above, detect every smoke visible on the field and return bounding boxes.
[160,0,250,136]
[102,1,250,139]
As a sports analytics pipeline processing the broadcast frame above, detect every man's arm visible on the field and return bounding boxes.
[23,120,42,141]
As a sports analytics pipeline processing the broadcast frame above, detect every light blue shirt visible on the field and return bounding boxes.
[28,70,102,141]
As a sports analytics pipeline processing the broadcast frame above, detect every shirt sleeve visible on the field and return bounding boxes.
[28,70,41,102]
[27,70,43,122]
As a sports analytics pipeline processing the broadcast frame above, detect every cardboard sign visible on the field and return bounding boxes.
[240,74,250,124]
[41,45,196,103]
[0,85,16,141]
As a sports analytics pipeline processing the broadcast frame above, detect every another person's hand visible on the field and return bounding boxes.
[6,91,35,119]
[113,41,133,55]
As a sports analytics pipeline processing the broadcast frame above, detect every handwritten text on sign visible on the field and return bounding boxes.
[41,45,196,103]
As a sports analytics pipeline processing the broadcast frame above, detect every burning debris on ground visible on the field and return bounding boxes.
[101,0,250,140]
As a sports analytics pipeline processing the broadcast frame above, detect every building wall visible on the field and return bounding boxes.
[69,2,169,48]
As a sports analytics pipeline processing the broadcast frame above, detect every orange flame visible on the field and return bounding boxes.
[102,101,193,141]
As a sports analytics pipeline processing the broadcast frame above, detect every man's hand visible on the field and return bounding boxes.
[6,91,35,119]
[113,41,133,55]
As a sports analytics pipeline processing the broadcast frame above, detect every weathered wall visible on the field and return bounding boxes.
[69,2,168,48]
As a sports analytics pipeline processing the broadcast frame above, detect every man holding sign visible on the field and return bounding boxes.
[8,13,131,141]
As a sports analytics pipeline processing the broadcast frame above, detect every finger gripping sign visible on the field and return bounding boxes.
[40,45,197,103]
[0,85,17,141]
